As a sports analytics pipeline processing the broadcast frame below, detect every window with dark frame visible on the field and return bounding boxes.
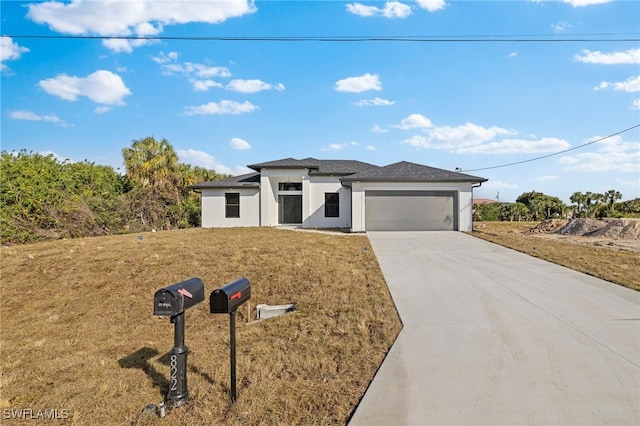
[325,193,340,217]
[225,193,240,218]
[278,182,302,191]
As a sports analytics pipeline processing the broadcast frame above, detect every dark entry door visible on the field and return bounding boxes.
[279,195,302,224]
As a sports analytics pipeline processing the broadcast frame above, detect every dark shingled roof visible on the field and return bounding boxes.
[249,157,378,176]
[303,158,379,175]
[340,161,488,183]
[189,172,260,189]
[191,159,487,190]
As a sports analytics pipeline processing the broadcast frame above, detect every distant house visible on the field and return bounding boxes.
[473,198,497,205]
[190,158,487,232]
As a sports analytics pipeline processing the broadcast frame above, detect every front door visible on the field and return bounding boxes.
[279,195,302,224]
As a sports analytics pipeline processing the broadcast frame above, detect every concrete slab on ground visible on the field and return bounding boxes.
[349,232,639,426]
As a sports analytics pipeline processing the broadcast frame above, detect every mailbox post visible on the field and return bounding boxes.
[210,277,251,403]
[153,278,205,409]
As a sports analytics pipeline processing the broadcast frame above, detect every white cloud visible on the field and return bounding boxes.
[334,73,381,93]
[354,97,395,107]
[182,100,259,116]
[551,21,572,32]
[27,0,257,52]
[176,149,250,175]
[371,124,389,133]
[508,52,518,58]
[39,70,131,105]
[230,137,251,150]
[366,145,377,151]
[633,99,640,110]
[321,141,362,151]
[346,2,412,18]
[153,54,233,91]
[103,38,153,53]
[226,79,285,93]
[151,51,178,64]
[458,137,570,154]
[1,36,30,72]
[94,106,110,114]
[595,75,640,93]
[562,0,613,6]
[345,3,378,17]
[402,122,515,150]
[416,0,446,12]
[10,110,67,125]
[394,113,433,129]
[190,79,223,92]
[161,62,231,78]
[535,175,559,182]
[573,48,640,65]
[559,135,640,173]
[323,143,347,151]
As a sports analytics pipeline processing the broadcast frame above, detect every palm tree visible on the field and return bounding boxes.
[122,137,178,189]
[570,192,587,218]
[605,189,622,216]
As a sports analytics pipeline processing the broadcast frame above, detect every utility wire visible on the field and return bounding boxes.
[462,124,640,173]
[4,34,640,42]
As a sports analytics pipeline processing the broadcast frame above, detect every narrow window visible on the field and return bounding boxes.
[225,193,240,218]
[325,193,339,218]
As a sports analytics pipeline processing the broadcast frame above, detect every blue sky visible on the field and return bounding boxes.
[1,0,639,203]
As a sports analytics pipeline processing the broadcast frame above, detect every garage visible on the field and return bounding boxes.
[365,190,458,231]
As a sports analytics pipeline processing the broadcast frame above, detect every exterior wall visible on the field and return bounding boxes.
[303,176,351,229]
[200,188,260,228]
[349,181,476,232]
[259,168,308,226]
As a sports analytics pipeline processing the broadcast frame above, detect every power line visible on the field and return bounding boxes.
[462,124,640,173]
[3,34,640,42]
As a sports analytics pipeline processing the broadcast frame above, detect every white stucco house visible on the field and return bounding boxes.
[190,158,487,232]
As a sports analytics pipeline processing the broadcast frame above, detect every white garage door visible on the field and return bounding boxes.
[365,191,457,231]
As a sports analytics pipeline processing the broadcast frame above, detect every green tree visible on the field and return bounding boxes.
[570,192,586,217]
[0,150,125,243]
[516,191,565,220]
[122,136,179,190]
[120,137,225,230]
[604,189,622,216]
[498,202,530,222]
[474,202,502,221]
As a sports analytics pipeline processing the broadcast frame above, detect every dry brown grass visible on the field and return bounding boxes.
[0,228,401,425]
[471,222,640,291]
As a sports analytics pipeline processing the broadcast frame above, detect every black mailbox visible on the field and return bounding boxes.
[152,277,205,409]
[210,277,251,314]
[154,278,205,316]
[209,277,251,403]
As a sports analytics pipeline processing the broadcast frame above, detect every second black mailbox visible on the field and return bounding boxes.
[210,277,251,314]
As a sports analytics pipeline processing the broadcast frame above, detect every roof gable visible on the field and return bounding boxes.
[249,157,378,175]
[341,161,487,183]
[248,158,317,171]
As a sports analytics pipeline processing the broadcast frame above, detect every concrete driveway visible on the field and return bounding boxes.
[349,232,639,426]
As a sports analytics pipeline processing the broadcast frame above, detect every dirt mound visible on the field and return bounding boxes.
[590,219,640,239]
[528,219,567,234]
[556,218,640,240]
